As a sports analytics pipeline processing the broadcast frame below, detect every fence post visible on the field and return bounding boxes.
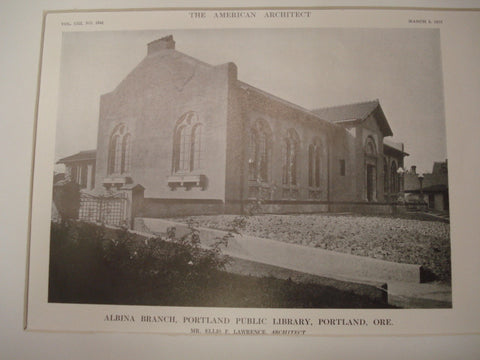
[119,184,145,229]
[52,180,80,222]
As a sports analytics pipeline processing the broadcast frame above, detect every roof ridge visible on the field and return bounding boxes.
[312,98,379,112]
[237,80,336,128]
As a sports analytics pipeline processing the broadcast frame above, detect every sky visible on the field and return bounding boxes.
[56,28,447,174]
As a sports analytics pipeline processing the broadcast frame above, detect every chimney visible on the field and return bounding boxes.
[147,35,175,55]
[410,165,416,174]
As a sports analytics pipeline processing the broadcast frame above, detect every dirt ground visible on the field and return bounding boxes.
[173,213,451,283]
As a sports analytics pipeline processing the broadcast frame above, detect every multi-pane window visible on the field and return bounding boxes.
[282,129,299,186]
[248,119,271,182]
[108,135,118,175]
[121,134,131,174]
[365,136,377,156]
[107,124,132,175]
[248,129,258,180]
[308,139,322,187]
[80,164,88,188]
[173,112,203,173]
[390,161,398,193]
[191,124,202,170]
[384,158,389,193]
[258,130,268,181]
[175,126,190,172]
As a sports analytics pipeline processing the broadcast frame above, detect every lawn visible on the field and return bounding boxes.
[173,213,451,283]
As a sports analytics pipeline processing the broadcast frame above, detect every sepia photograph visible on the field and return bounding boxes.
[48,27,451,311]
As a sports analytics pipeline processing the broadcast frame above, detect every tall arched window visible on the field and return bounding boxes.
[248,119,272,182]
[364,136,377,202]
[365,136,377,157]
[107,124,132,175]
[248,129,258,181]
[391,161,398,193]
[282,129,300,186]
[308,138,322,188]
[121,134,131,174]
[190,123,202,171]
[173,112,203,173]
[108,135,119,175]
[383,158,389,194]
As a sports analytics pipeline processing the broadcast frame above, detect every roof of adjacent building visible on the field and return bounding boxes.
[312,100,394,137]
[57,150,96,164]
[432,161,448,175]
[384,138,409,156]
[404,160,449,192]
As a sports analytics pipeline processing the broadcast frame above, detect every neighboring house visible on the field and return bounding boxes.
[59,35,408,218]
[404,161,449,212]
[53,171,65,184]
[56,149,96,190]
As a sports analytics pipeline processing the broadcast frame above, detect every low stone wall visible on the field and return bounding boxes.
[135,217,422,284]
[138,198,225,218]
[258,202,329,214]
[328,202,393,215]
[234,200,391,215]
[137,197,400,218]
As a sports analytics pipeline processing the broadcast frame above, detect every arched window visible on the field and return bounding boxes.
[190,123,203,171]
[108,135,118,175]
[178,125,189,172]
[248,119,271,182]
[248,129,258,181]
[308,138,322,188]
[173,112,203,173]
[391,161,398,193]
[383,158,389,194]
[282,129,300,186]
[107,124,132,175]
[365,136,377,157]
[121,134,131,174]
[364,136,378,202]
[258,130,268,181]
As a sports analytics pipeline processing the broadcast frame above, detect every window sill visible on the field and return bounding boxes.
[103,176,132,188]
[167,174,206,190]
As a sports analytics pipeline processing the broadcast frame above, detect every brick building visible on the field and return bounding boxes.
[60,35,408,218]
[404,160,449,212]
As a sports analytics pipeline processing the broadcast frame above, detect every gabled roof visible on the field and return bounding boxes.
[384,138,409,156]
[105,38,215,100]
[312,100,393,137]
[57,150,96,164]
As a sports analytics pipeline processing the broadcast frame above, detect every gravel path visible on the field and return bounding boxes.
[173,214,451,283]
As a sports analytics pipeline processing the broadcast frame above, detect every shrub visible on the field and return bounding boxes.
[49,220,230,305]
